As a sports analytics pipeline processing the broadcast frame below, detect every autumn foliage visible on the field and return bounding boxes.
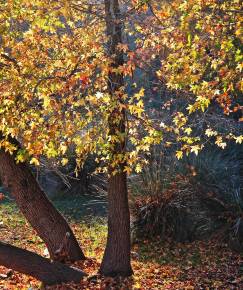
[0,0,242,287]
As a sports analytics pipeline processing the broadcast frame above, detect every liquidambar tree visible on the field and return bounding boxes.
[0,0,242,279]
[99,0,132,276]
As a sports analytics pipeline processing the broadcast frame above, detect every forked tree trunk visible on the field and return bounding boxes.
[0,147,85,262]
[0,241,86,285]
[99,0,133,276]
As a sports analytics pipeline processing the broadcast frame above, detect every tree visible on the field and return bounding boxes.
[0,0,242,280]
[1,0,136,276]
[99,0,132,276]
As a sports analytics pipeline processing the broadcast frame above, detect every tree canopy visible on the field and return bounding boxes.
[0,0,242,170]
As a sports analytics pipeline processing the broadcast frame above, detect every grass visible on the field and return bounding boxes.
[53,194,107,221]
[0,199,107,259]
[0,198,242,289]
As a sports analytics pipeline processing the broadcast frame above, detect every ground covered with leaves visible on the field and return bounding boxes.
[0,199,242,289]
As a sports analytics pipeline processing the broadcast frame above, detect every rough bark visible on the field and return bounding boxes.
[0,145,85,262]
[100,173,132,276]
[99,0,133,277]
[0,241,86,285]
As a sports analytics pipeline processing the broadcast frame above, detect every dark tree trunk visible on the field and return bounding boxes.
[100,173,132,276]
[0,147,85,262]
[99,0,133,277]
[0,241,86,285]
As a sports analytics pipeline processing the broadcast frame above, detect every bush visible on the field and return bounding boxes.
[36,156,107,199]
[130,144,243,249]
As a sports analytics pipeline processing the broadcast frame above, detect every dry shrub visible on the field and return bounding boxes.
[130,145,243,249]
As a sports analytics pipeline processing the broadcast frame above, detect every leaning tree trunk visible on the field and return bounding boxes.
[99,0,133,277]
[0,241,86,285]
[0,146,85,262]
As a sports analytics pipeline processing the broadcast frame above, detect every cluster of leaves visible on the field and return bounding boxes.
[0,0,108,167]
[0,0,241,175]
[0,0,161,175]
[124,0,243,159]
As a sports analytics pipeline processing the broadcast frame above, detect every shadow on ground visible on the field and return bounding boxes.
[0,185,107,222]
[52,194,107,221]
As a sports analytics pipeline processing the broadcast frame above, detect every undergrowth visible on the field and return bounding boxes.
[130,145,243,246]
[0,200,242,289]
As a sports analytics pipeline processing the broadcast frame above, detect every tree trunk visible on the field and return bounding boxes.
[100,173,132,276]
[99,0,133,277]
[0,147,85,262]
[0,241,86,285]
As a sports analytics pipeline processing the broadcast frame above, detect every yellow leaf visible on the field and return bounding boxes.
[60,144,68,154]
[176,150,183,160]
[205,128,218,137]
[184,127,192,135]
[135,164,142,173]
[30,157,40,166]
[235,135,243,144]
[61,158,69,166]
